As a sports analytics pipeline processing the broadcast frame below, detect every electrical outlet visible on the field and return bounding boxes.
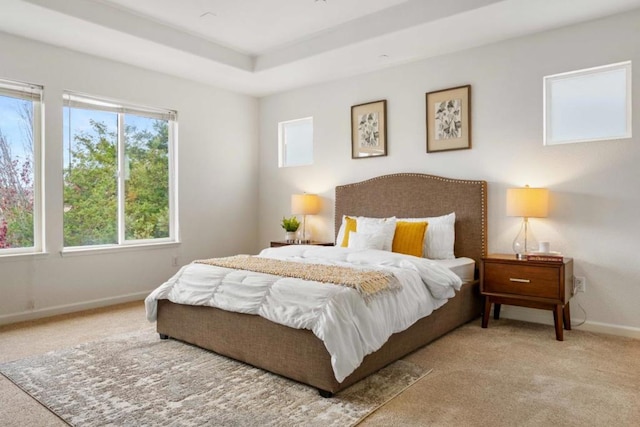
[172,256,179,267]
[573,276,586,294]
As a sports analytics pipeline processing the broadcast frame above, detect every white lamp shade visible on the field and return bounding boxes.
[506,187,549,218]
[291,194,320,215]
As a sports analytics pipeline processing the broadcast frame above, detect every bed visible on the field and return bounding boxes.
[149,173,487,396]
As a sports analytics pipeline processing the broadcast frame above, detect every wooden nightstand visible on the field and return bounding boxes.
[270,241,335,248]
[480,254,574,341]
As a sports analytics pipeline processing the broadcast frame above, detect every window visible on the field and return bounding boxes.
[278,117,313,167]
[544,61,632,145]
[0,78,42,254]
[63,92,177,249]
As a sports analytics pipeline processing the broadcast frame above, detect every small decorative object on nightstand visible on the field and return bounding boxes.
[270,241,334,248]
[281,216,300,242]
[480,254,573,341]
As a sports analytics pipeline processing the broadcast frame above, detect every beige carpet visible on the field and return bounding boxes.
[1,302,639,426]
[363,320,640,426]
[0,329,428,426]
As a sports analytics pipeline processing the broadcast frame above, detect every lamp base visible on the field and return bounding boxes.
[512,217,537,261]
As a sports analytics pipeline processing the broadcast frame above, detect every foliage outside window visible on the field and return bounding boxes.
[0,79,42,254]
[63,92,177,248]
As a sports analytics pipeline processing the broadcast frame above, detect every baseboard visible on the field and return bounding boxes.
[571,320,640,339]
[0,291,152,326]
[497,306,640,339]
[4,293,638,340]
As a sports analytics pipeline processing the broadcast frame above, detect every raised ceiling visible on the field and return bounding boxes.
[1,0,639,96]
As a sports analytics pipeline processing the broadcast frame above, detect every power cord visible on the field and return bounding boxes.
[571,279,587,328]
[571,300,587,328]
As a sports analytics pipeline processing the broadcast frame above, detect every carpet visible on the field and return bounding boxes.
[0,329,430,426]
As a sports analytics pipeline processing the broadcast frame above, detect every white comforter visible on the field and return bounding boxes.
[145,245,463,382]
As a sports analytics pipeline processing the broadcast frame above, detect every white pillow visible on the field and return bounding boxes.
[357,216,396,251]
[347,231,385,250]
[335,215,397,251]
[400,212,455,259]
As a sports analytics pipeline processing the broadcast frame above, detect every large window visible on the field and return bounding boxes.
[0,79,42,254]
[63,92,177,249]
[278,117,313,167]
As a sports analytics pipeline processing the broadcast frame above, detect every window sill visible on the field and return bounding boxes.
[61,241,181,257]
[0,251,49,262]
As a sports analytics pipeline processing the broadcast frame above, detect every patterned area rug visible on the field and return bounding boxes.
[0,329,430,426]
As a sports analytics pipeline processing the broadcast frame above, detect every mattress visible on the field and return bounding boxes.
[435,257,476,283]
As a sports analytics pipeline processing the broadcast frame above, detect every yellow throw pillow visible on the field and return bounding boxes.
[392,221,428,257]
[340,216,357,247]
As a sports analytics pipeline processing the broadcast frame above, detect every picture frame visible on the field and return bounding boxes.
[426,85,471,153]
[351,99,387,159]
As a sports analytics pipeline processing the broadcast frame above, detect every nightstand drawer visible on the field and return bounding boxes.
[483,262,561,299]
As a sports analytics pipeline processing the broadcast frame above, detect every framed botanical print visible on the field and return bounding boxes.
[426,85,471,153]
[351,99,387,159]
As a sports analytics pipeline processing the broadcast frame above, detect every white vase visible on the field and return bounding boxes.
[285,231,297,242]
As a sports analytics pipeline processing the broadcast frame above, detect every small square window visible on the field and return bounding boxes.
[278,117,313,167]
[544,61,631,145]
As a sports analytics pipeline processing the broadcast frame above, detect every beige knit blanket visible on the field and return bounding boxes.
[195,255,399,298]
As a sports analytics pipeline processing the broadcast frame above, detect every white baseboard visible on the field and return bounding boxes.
[3,294,639,340]
[497,306,640,339]
[0,291,152,326]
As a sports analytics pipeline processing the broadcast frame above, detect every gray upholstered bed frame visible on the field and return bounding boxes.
[157,173,487,396]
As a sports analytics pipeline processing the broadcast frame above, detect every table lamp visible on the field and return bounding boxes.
[506,185,548,259]
[291,193,320,243]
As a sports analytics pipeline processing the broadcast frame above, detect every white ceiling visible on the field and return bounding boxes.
[1,0,639,97]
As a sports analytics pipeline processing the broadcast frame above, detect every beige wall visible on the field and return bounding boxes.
[0,32,259,324]
[2,8,639,336]
[257,10,640,336]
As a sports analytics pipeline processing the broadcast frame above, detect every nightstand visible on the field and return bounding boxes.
[480,254,574,341]
[270,241,335,248]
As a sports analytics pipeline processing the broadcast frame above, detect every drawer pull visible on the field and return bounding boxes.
[509,278,531,283]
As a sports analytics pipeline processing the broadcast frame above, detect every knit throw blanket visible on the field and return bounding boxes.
[195,255,399,298]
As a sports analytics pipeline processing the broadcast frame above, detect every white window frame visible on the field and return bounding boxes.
[278,117,313,168]
[0,78,44,256]
[544,61,632,146]
[62,92,179,253]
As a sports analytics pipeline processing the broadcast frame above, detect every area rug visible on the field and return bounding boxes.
[0,329,430,426]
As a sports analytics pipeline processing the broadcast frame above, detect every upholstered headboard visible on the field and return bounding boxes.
[335,173,487,267]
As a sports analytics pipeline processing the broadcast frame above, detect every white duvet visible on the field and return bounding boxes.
[145,245,462,382]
